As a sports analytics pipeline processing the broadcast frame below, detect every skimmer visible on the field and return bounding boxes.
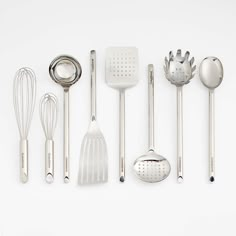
[78,50,108,185]
[133,65,171,183]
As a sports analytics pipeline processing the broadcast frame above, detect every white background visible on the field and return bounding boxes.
[0,0,235,235]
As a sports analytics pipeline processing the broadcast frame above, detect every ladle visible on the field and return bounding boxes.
[49,55,82,183]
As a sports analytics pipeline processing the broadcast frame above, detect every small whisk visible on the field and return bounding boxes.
[13,67,37,183]
[40,93,58,183]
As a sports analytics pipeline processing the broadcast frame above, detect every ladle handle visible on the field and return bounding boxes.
[119,90,125,182]
[148,64,155,151]
[209,90,215,182]
[90,50,96,120]
[177,86,183,183]
[64,89,70,183]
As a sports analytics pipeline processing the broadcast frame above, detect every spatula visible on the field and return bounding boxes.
[106,47,139,182]
[78,50,108,185]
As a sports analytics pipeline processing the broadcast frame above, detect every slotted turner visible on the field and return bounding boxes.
[78,50,108,185]
[106,47,139,182]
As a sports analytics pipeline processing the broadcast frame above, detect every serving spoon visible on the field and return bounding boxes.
[199,57,223,182]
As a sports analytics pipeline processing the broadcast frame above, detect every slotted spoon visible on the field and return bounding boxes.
[78,50,108,184]
[133,65,171,183]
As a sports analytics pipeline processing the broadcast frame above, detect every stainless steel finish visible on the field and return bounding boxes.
[133,65,171,183]
[105,47,139,182]
[119,90,125,182]
[199,57,223,182]
[177,86,183,181]
[40,93,58,183]
[164,49,196,182]
[148,65,154,151]
[49,55,82,183]
[78,50,108,185]
[13,67,36,183]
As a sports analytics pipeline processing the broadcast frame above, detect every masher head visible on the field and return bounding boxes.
[133,151,171,183]
[164,49,196,87]
[105,47,139,89]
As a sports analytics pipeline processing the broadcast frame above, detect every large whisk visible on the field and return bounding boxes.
[13,67,37,183]
[40,93,58,183]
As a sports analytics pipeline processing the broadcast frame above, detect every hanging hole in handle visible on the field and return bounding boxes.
[46,173,54,184]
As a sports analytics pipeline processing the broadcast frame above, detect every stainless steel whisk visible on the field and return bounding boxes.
[40,93,58,183]
[13,67,37,183]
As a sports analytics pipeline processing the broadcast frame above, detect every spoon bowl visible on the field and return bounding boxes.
[134,151,171,183]
[199,57,223,90]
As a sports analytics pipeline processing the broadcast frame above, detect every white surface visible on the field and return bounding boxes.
[0,0,235,235]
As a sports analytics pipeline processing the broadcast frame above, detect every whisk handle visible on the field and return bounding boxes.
[20,139,28,183]
[45,139,54,183]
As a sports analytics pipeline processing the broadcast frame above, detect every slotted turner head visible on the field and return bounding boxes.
[106,47,139,89]
[79,121,108,185]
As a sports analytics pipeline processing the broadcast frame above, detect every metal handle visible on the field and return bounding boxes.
[90,50,96,121]
[209,89,215,182]
[148,64,155,151]
[64,89,70,183]
[119,90,125,182]
[45,139,54,183]
[177,86,183,183]
[20,139,28,183]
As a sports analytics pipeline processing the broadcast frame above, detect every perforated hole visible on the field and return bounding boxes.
[135,160,170,182]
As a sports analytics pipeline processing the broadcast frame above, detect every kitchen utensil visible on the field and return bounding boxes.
[49,55,82,183]
[40,93,58,183]
[13,67,36,183]
[199,57,223,182]
[106,47,139,182]
[78,50,108,185]
[164,49,196,182]
[133,65,171,182]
